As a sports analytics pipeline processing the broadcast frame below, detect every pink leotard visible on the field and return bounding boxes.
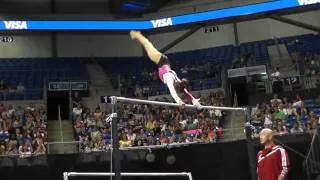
[158,64,171,82]
[158,64,194,102]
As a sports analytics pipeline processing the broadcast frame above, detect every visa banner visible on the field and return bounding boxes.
[0,0,318,31]
[3,21,28,30]
[297,0,320,5]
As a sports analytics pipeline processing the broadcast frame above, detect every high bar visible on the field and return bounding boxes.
[112,96,246,111]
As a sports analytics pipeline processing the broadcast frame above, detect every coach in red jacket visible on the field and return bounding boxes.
[257,128,290,180]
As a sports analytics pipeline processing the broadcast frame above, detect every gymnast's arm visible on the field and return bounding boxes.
[184,88,201,107]
[164,74,184,104]
[183,88,195,102]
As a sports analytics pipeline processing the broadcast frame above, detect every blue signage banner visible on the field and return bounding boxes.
[0,0,318,30]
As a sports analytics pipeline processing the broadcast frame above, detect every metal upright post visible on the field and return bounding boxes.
[69,84,73,123]
[110,96,121,180]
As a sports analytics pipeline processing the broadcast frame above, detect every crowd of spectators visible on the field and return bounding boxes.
[249,94,320,138]
[303,52,320,77]
[0,80,26,93]
[0,80,27,101]
[232,53,256,69]
[73,90,225,152]
[0,103,47,157]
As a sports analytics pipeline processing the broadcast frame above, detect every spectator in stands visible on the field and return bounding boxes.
[204,62,213,78]
[274,121,288,136]
[273,104,287,123]
[16,82,25,93]
[181,65,189,76]
[19,140,33,158]
[72,91,83,108]
[127,128,136,143]
[270,67,282,93]
[26,103,36,112]
[0,80,8,91]
[74,117,85,135]
[0,141,6,155]
[34,139,46,155]
[141,68,149,83]
[264,109,273,129]
[79,134,89,152]
[142,87,150,97]
[306,111,318,133]
[296,103,308,121]
[73,104,83,117]
[134,84,142,98]
[12,117,21,129]
[119,133,132,148]
[290,121,304,134]
[251,104,260,117]
[7,141,18,156]
[292,94,303,108]
[270,94,282,106]
[0,116,7,133]
[304,52,312,66]
[7,104,15,117]
[246,54,256,66]
[251,109,265,127]
[93,106,103,118]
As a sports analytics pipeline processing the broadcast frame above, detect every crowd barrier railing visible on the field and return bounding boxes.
[2,127,317,158]
[46,141,82,154]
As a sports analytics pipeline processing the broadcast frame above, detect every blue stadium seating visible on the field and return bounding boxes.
[98,45,233,95]
[1,34,318,99]
[98,33,320,96]
[0,131,9,141]
[0,58,88,100]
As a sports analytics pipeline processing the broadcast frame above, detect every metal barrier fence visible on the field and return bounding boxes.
[47,141,82,154]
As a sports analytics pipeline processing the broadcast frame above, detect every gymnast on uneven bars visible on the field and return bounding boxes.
[130,30,201,109]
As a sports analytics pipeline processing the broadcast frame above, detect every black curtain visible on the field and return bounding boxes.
[47,91,69,120]
[230,77,249,106]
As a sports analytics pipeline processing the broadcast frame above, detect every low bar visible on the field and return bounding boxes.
[64,172,193,180]
[114,96,245,111]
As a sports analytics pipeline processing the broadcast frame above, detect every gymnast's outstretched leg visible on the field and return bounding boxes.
[130,30,162,65]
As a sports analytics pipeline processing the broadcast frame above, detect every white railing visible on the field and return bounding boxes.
[63,172,193,180]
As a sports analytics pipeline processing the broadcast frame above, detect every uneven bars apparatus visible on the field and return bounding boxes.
[97,96,247,180]
[63,172,193,180]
